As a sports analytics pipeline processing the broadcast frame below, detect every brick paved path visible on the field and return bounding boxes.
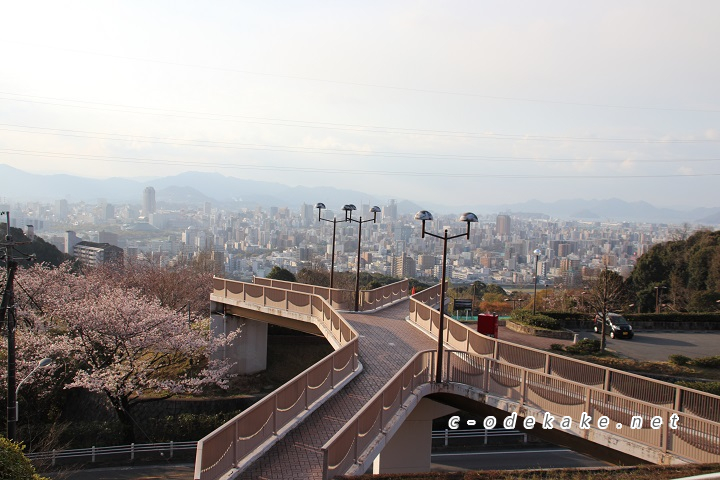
[238,299,436,480]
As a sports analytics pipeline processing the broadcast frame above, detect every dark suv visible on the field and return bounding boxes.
[593,313,634,339]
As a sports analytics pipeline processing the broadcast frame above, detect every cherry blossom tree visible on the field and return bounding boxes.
[3,262,236,444]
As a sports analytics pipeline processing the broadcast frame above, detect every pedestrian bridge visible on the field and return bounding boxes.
[195,278,720,480]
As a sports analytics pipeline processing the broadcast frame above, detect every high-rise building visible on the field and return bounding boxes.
[382,199,398,222]
[392,255,416,278]
[496,215,511,236]
[64,230,81,254]
[143,187,156,217]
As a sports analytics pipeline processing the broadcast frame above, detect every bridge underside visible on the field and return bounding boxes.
[426,391,650,467]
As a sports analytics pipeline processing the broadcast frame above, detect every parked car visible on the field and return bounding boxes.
[593,313,634,339]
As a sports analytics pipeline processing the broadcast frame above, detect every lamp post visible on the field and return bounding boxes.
[314,203,341,288]
[344,204,381,312]
[532,248,542,315]
[415,210,478,384]
[14,358,53,434]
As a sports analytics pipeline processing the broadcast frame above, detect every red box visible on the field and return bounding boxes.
[477,314,498,338]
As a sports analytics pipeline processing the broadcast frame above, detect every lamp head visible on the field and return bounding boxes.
[38,358,53,368]
[370,206,381,222]
[314,203,326,221]
[459,212,478,239]
[533,248,542,256]
[343,204,356,221]
[414,210,433,221]
[414,210,432,238]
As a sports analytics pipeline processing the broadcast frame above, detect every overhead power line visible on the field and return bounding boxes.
[0,123,720,152]
[1,148,718,180]
[4,40,720,114]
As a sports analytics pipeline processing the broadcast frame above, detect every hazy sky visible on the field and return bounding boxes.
[1,1,719,208]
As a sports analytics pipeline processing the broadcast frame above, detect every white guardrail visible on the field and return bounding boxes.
[26,441,197,466]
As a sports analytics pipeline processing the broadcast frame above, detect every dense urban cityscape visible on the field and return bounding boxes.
[2,184,706,289]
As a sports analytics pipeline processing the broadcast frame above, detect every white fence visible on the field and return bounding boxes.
[26,441,197,466]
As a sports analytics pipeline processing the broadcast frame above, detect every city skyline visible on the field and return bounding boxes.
[1,1,720,208]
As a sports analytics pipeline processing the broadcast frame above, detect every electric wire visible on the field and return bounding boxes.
[4,40,720,114]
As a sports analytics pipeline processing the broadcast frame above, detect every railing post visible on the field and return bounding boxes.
[170,440,174,459]
[92,445,96,463]
[483,357,490,392]
[604,369,611,392]
[354,418,359,463]
[273,395,278,434]
[305,373,309,409]
[131,443,135,461]
[674,386,682,411]
[331,355,335,387]
[52,449,56,466]
[520,370,527,406]
[584,387,592,420]
[545,354,551,374]
[445,429,449,446]
[235,419,239,464]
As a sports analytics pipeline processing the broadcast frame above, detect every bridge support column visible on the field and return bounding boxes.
[372,398,457,475]
[210,313,267,375]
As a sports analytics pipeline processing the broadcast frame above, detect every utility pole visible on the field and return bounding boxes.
[1,211,32,441]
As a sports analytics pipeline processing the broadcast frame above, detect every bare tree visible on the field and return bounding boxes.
[585,266,627,352]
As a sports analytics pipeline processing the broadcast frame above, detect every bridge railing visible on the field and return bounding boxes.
[322,350,436,479]
[409,291,720,427]
[254,277,410,312]
[322,348,720,479]
[196,279,360,480]
[446,350,720,464]
[360,279,410,311]
[253,276,354,311]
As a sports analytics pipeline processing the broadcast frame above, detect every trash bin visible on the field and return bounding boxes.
[477,314,499,338]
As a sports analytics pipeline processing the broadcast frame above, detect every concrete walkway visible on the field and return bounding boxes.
[237,299,437,480]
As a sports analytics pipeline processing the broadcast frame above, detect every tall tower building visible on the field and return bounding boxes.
[143,187,156,217]
[496,215,511,236]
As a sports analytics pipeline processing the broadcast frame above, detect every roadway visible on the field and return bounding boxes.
[47,447,609,479]
[431,446,611,472]
[577,330,720,362]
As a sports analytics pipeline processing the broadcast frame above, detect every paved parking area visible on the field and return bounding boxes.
[577,330,720,362]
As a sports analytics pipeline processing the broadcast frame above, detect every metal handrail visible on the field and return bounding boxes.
[27,441,197,465]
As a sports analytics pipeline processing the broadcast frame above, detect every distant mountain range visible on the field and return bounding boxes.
[1,164,719,225]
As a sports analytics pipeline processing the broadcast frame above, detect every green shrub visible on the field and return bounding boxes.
[691,356,720,369]
[510,310,561,330]
[676,381,720,396]
[0,436,49,480]
[550,344,565,352]
[565,339,602,355]
[668,354,692,366]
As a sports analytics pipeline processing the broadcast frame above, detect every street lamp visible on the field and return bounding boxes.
[344,205,381,312]
[654,285,668,314]
[13,358,52,435]
[415,210,478,383]
[314,203,341,288]
[532,248,542,315]
[505,296,519,310]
